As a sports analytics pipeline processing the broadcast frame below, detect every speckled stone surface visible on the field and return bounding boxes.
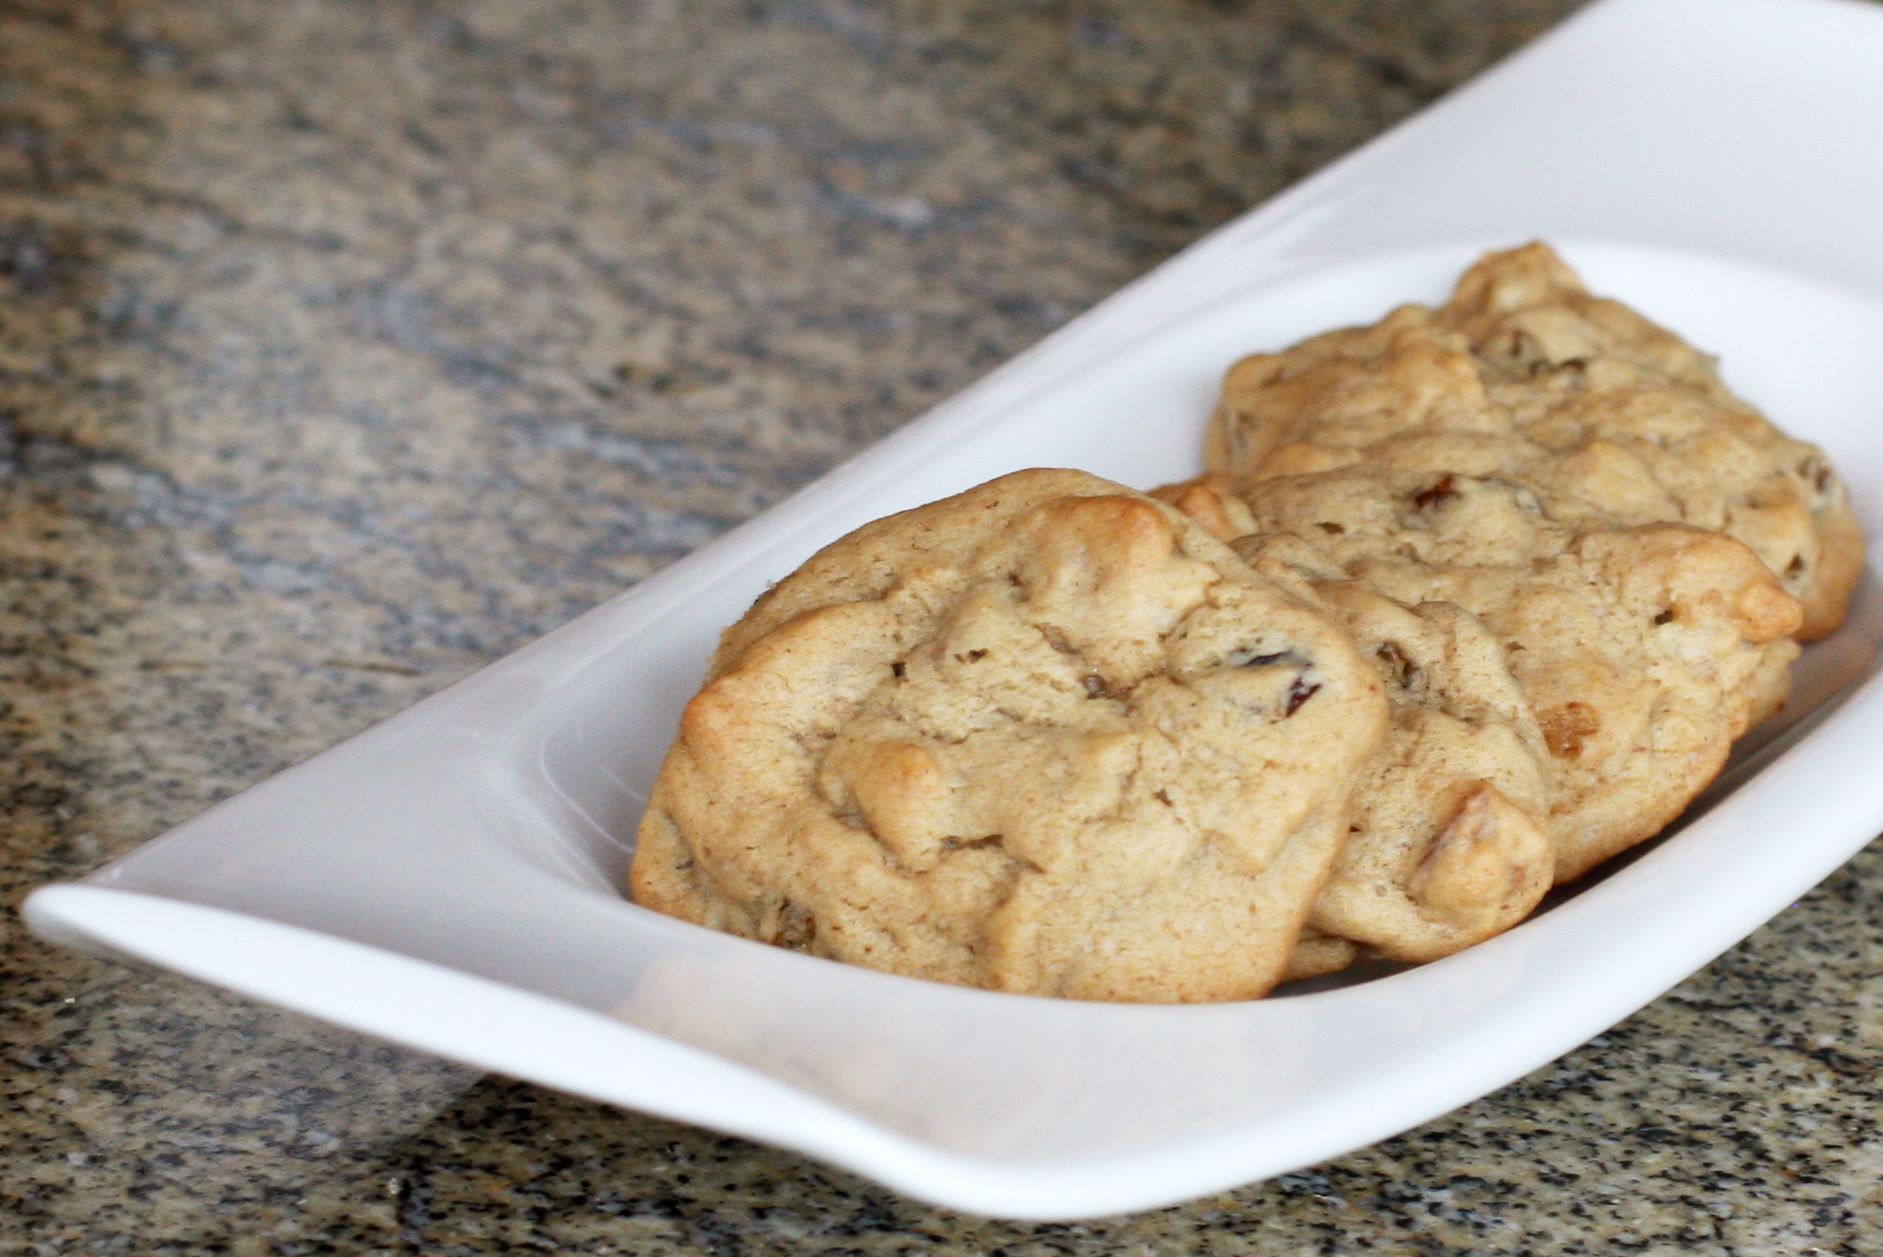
[2,0,1879,1251]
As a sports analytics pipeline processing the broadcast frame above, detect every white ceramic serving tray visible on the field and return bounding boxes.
[26,0,1883,1221]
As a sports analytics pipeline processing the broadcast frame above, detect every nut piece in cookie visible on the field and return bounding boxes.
[1207,242,1863,640]
[631,469,1388,1003]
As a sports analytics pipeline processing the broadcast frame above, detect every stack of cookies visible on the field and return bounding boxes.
[629,244,1863,1003]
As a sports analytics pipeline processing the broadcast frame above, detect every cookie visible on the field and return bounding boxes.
[630,469,1389,1002]
[1209,243,1863,639]
[1158,484,1554,967]
[1187,467,1802,885]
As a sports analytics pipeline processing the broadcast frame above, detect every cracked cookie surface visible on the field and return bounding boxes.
[1209,242,1863,639]
[1170,468,1801,888]
[1247,535,1554,967]
[630,469,1388,1002]
[1159,483,1554,970]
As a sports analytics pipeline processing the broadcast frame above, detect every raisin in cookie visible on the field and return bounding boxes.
[1157,482,1553,969]
[1209,243,1863,639]
[630,469,1388,1003]
[1184,467,1801,885]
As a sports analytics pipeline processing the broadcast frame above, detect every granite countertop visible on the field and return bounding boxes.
[3,0,1879,1251]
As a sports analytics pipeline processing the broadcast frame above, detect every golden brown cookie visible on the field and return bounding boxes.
[1191,467,1802,886]
[630,469,1389,1003]
[1209,242,1863,640]
[1157,484,1554,968]
[1252,538,1554,963]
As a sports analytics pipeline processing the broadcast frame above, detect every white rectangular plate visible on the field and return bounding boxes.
[25,0,1883,1221]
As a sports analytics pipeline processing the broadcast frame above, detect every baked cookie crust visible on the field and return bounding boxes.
[1162,468,1800,892]
[631,469,1389,1002]
[1209,243,1862,640]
